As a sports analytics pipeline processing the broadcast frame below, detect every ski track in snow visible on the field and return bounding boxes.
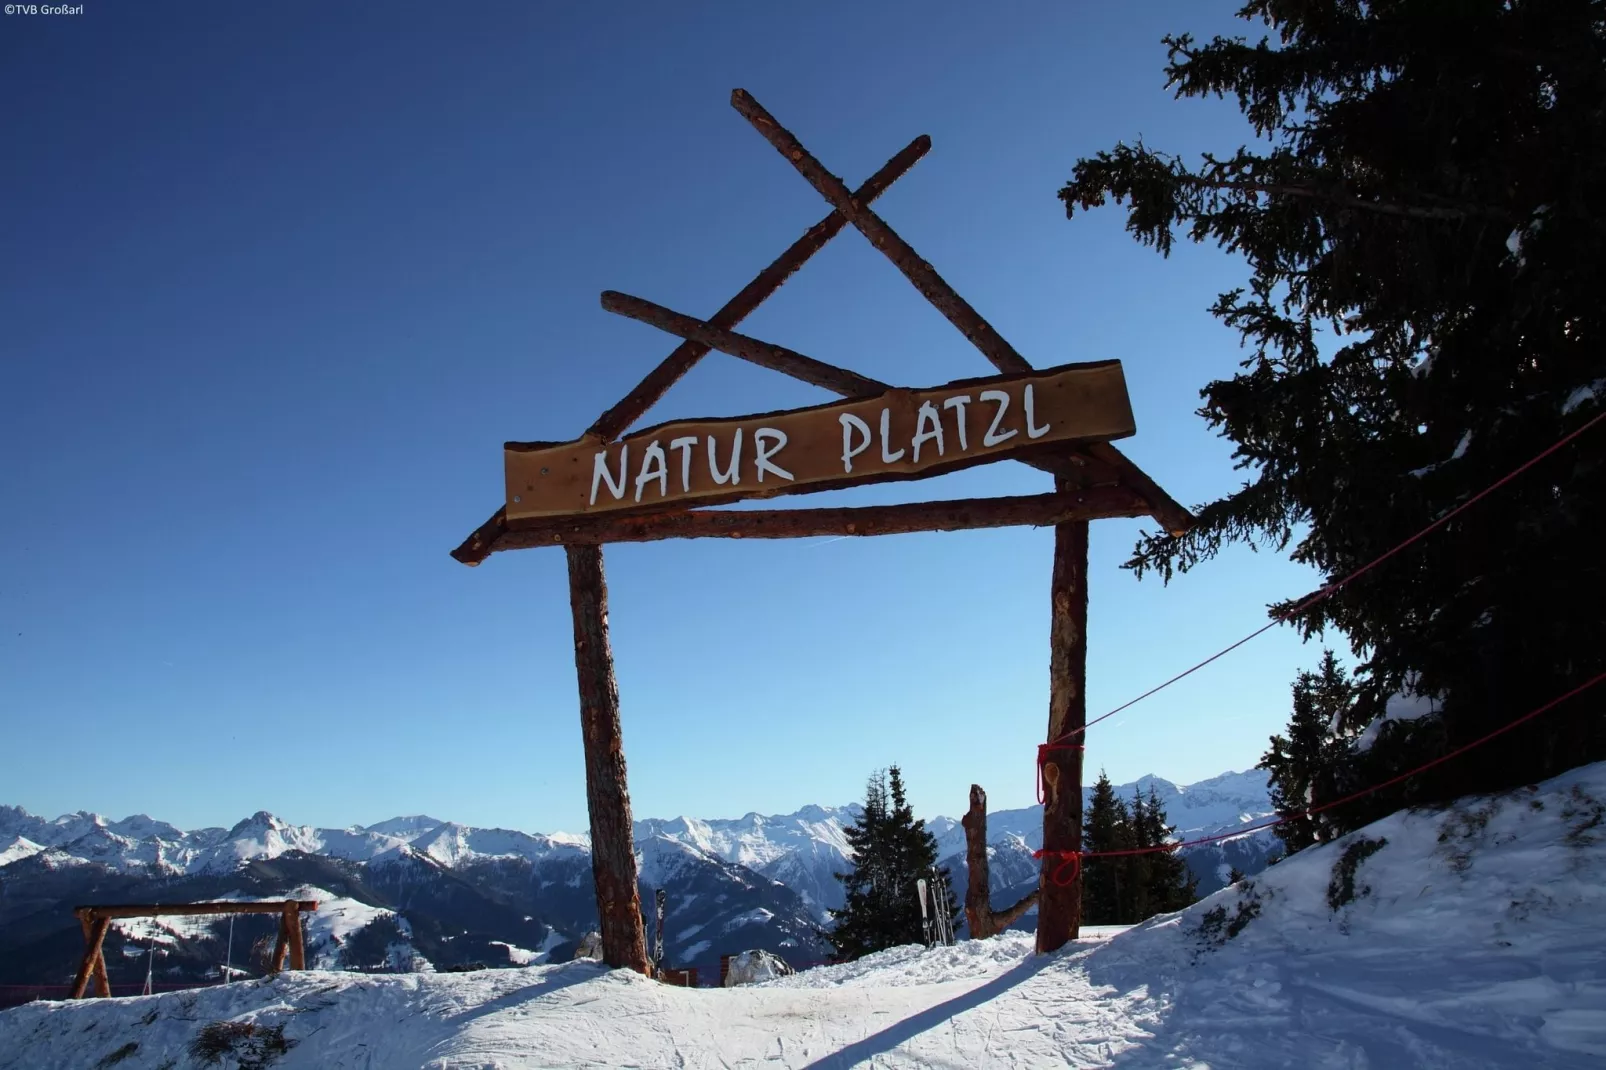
[4,765,1605,1069]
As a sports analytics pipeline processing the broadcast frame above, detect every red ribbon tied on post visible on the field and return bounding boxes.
[1031,849,1082,888]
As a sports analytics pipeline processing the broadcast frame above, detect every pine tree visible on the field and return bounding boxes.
[1136,787,1198,914]
[1261,651,1360,855]
[825,770,891,962]
[1084,775,1197,924]
[1080,772,1128,925]
[882,766,955,945]
[1060,1,1606,823]
[1124,792,1154,924]
[826,766,955,961]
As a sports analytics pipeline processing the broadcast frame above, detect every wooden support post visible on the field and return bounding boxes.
[90,918,111,997]
[962,785,1038,941]
[71,916,96,999]
[287,904,306,971]
[71,914,112,998]
[270,910,290,974]
[1038,481,1089,954]
[73,913,93,998]
[566,543,650,973]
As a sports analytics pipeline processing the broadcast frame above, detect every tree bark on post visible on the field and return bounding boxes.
[287,904,306,971]
[963,785,993,938]
[1037,483,1089,954]
[963,784,1037,940]
[565,543,650,973]
[270,912,290,974]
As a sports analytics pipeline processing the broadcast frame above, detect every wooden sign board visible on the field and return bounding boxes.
[504,360,1135,521]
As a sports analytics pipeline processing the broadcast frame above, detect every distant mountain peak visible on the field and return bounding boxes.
[363,814,448,836]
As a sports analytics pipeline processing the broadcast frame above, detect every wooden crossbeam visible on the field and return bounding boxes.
[732,89,1033,376]
[1078,441,1191,534]
[75,901,319,920]
[600,290,889,398]
[598,292,1129,491]
[729,90,1193,537]
[452,135,931,567]
[494,487,1150,551]
[589,135,931,441]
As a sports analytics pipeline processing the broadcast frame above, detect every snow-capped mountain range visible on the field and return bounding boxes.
[0,771,1275,988]
[2,769,1272,881]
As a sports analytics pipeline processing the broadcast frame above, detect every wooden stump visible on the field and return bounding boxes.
[963,784,1038,940]
[963,785,994,939]
[1037,497,1088,954]
[565,543,650,974]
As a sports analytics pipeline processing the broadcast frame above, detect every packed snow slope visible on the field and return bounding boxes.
[5,763,1603,1069]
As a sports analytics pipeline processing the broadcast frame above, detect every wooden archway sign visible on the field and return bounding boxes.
[70,900,318,998]
[452,91,1191,974]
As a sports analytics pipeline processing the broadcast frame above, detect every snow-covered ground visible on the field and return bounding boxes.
[4,764,1603,1069]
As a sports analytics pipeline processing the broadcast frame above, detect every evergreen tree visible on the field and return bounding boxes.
[1084,774,1198,924]
[826,766,955,961]
[1124,792,1154,924]
[1137,786,1198,914]
[894,768,960,939]
[1080,772,1128,924]
[1261,651,1360,855]
[1061,1,1606,826]
[825,770,891,962]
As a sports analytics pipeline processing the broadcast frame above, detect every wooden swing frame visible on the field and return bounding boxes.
[70,900,318,998]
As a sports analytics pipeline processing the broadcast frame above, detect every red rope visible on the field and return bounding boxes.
[1033,667,1606,873]
[1043,407,1606,751]
[1033,850,1082,888]
[1035,743,1085,804]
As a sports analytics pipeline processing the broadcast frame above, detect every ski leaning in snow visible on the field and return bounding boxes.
[653,888,666,969]
[934,870,955,947]
[916,870,955,948]
[916,877,931,948]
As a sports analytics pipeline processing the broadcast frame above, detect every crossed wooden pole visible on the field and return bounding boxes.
[453,90,1192,970]
[70,900,317,998]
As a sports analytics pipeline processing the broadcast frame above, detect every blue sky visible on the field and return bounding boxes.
[0,1,1333,834]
